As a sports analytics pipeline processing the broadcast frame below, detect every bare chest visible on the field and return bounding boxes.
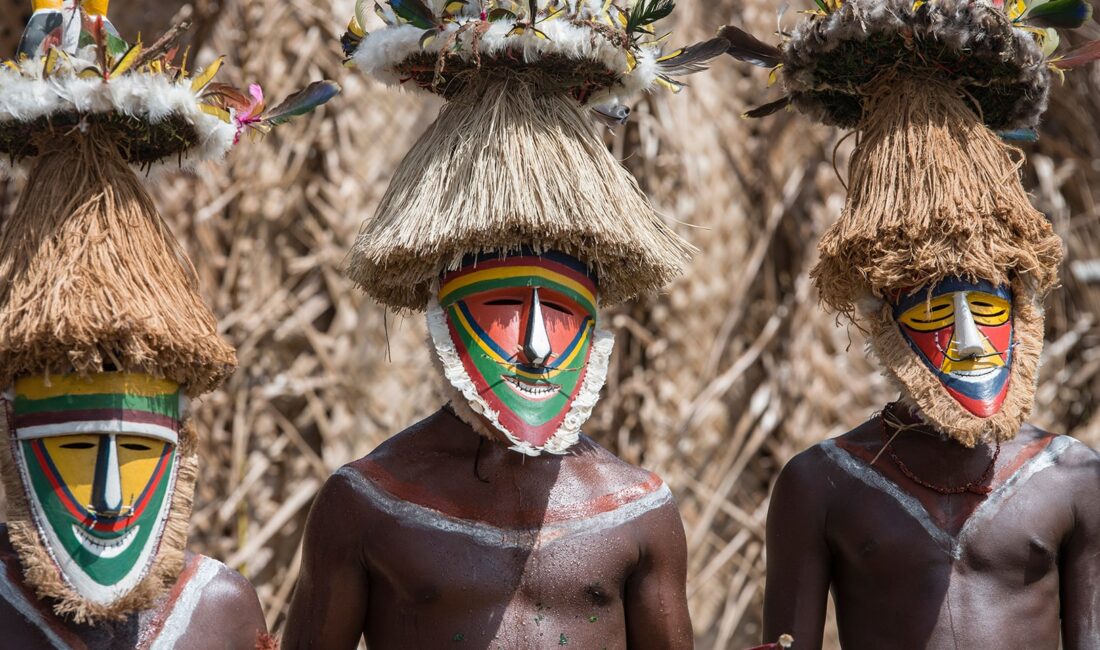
[342,465,669,614]
[821,436,1074,586]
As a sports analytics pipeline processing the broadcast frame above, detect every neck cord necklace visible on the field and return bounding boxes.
[880,403,1000,496]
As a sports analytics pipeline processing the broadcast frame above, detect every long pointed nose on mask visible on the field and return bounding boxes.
[952,291,986,359]
[91,435,124,517]
[522,288,553,367]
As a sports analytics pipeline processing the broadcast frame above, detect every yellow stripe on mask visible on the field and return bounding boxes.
[439,266,596,307]
[83,0,109,16]
[15,373,179,400]
[451,306,590,381]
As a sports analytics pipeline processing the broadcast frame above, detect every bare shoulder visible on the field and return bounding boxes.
[776,436,847,492]
[191,556,263,611]
[1041,430,1100,500]
[568,434,664,493]
[181,556,266,649]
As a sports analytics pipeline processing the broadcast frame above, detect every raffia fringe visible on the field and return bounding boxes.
[812,75,1063,316]
[0,405,198,622]
[347,76,694,311]
[0,134,236,396]
[866,279,1044,447]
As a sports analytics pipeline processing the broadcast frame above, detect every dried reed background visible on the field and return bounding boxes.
[1,1,1098,647]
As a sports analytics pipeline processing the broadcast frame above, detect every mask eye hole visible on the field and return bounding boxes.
[484,299,523,307]
[541,301,571,315]
[59,442,95,450]
[120,443,151,451]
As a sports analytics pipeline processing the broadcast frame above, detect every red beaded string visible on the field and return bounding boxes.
[880,403,1000,496]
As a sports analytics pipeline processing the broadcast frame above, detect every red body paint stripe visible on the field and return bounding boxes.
[835,431,1056,534]
[359,459,663,528]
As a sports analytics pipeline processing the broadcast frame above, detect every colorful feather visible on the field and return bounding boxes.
[718,24,783,68]
[190,56,224,92]
[592,102,631,126]
[1025,0,1093,28]
[1054,39,1100,68]
[656,37,729,76]
[260,80,341,127]
[743,96,792,119]
[626,0,675,35]
[997,128,1039,142]
[488,8,517,21]
[389,0,438,29]
[107,41,142,79]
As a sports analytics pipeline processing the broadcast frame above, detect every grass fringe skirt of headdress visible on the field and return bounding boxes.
[347,74,695,311]
[0,134,236,395]
[0,411,198,623]
[812,75,1064,316]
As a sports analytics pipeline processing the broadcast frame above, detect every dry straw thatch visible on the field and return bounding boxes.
[0,135,237,395]
[348,74,694,311]
[812,75,1064,317]
[2,1,1099,648]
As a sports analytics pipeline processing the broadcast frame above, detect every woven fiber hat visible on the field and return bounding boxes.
[343,1,728,310]
[721,0,1100,314]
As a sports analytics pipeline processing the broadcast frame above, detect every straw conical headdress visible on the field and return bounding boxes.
[719,0,1100,444]
[343,0,729,309]
[723,0,1089,312]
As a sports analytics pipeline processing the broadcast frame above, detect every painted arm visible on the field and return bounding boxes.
[1059,447,1100,649]
[624,497,693,650]
[283,471,371,650]
[763,450,832,650]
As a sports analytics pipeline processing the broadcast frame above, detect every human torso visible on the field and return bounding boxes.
[818,423,1083,649]
[346,412,671,649]
[0,538,246,650]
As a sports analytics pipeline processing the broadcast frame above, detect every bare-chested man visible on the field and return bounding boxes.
[286,1,726,644]
[766,409,1100,648]
[715,2,1100,646]
[764,280,1100,649]
[284,251,691,649]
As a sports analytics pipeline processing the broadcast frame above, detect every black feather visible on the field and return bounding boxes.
[627,0,675,35]
[718,24,782,68]
[657,37,730,75]
[742,96,791,119]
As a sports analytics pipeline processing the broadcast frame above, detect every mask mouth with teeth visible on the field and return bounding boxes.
[0,372,197,622]
[427,250,614,456]
[865,276,1046,447]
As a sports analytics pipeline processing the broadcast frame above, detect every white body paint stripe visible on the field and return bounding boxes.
[820,439,959,557]
[16,421,179,445]
[337,466,672,549]
[148,557,222,650]
[821,435,1075,560]
[0,557,72,649]
[957,435,1074,548]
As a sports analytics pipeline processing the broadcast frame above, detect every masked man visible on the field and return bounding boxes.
[0,1,338,644]
[718,1,1100,648]
[284,2,727,647]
